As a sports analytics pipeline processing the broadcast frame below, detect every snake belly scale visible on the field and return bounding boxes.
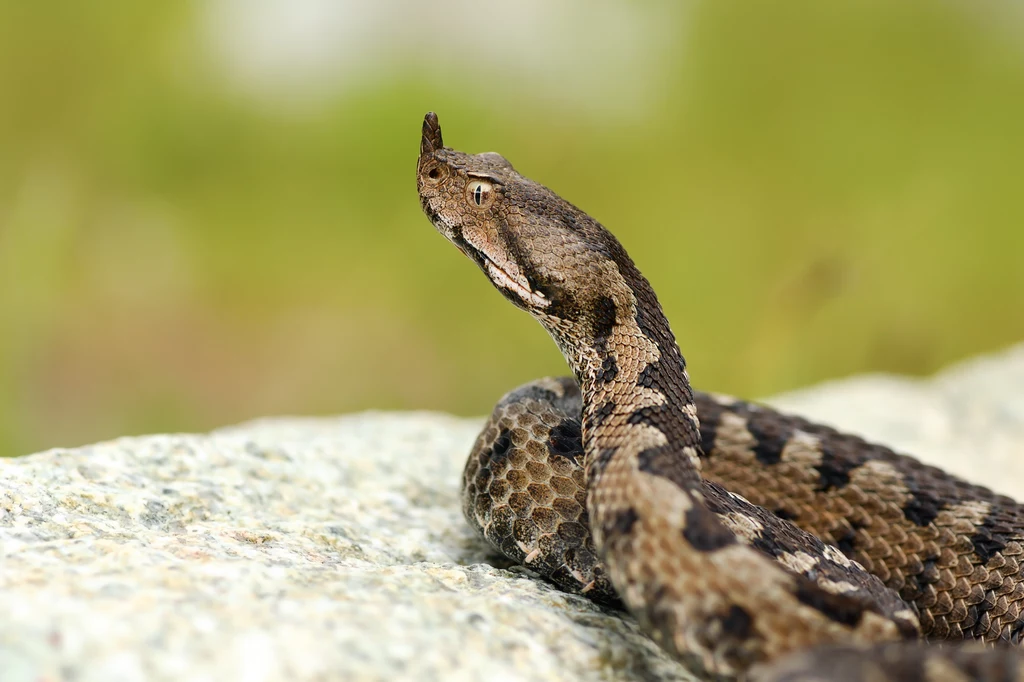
[416,112,1024,681]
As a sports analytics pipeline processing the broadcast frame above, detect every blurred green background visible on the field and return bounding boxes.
[1,1,1022,457]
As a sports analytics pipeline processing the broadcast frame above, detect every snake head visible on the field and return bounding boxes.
[416,112,647,351]
[417,112,551,311]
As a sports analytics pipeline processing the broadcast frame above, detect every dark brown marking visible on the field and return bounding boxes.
[833,520,869,558]
[635,360,677,400]
[902,488,944,527]
[627,404,696,449]
[720,604,753,639]
[743,412,791,466]
[606,508,638,537]
[593,447,617,471]
[748,530,785,560]
[596,355,618,384]
[969,514,1011,565]
[1009,616,1024,645]
[543,289,582,327]
[907,554,940,604]
[631,280,688,380]
[547,420,583,462]
[681,506,736,552]
[696,398,726,459]
[637,445,701,489]
[488,428,513,465]
[773,507,797,522]
[792,582,867,629]
[968,596,998,641]
[591,400,615,427]
[591,295,617,347]
[970,532,1008,566]
[814,454,858,492]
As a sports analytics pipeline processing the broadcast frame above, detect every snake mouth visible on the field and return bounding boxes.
[483,256,551,308]
[462,242,550,309]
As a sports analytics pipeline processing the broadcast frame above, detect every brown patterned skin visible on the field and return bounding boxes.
[698,395,1024,645]
[416,112,1024,679]
[461,377,621,606]
[464,378,917,621]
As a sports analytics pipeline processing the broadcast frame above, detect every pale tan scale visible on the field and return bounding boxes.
[780,432,826,467]
[713,412,759,461]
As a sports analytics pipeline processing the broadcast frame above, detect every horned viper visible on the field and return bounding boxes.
[416,112,1024,681]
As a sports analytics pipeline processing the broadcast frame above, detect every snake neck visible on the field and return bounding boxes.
[544,264,706,493]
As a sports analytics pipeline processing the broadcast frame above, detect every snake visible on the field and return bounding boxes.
[415,112,1024,681]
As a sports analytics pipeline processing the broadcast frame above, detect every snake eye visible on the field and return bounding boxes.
[466,179,495,209]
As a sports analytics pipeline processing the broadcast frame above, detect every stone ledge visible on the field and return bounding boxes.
[2,343,1023,682]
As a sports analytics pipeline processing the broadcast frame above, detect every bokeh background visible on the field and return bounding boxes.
[2,1,1022,457]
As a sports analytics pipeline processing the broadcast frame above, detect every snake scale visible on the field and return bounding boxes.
[416,112,1024,680]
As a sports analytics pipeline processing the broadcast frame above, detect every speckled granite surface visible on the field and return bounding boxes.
[2,343,1023,682]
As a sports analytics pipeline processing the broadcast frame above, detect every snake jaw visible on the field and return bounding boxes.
[457,239,551,310]
[482,257,551,309]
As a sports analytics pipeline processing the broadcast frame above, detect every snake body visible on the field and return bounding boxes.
[416,112,1024,680]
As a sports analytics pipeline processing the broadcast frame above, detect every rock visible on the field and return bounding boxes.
[2,343,1023,682]
[0,415,686,682]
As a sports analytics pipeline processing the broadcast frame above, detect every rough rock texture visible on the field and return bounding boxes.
[2,343,1024,682]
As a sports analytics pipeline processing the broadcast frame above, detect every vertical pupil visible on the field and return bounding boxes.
[474,185,484,205]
